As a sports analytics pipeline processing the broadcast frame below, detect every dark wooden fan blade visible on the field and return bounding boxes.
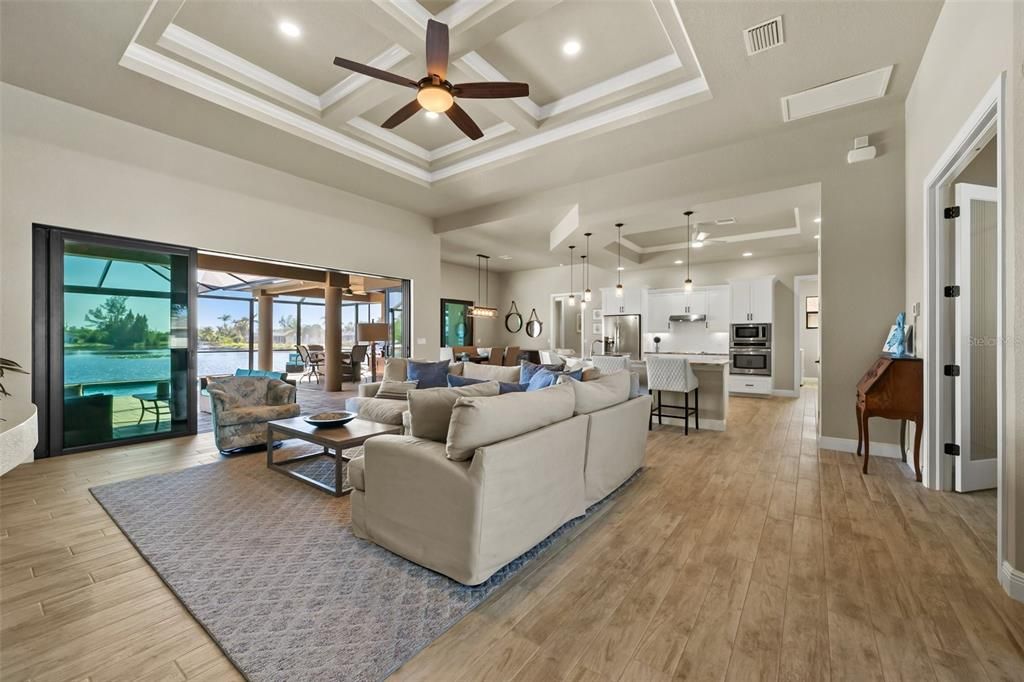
[333,57,418,88]
[446,102,483,140]
[426,19,449,80]
[382,100,423,128]
[453,82,530,99]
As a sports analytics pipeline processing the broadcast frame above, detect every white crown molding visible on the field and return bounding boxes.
[538,54,682,119]
[159,24,322,111]
[319,45,411,109]
[119,43,432,184]
[618,225,799,254]
[431,76,708,181]
[348,117,515,162]
[455,51,543,120]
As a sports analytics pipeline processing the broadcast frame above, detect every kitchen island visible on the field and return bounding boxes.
[636,353,730,431]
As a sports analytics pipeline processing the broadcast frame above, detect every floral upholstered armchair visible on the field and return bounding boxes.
[207,376,299,453]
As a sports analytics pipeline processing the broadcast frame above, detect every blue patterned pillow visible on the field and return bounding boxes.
[448,374,526,394]
[408,359,450,389]
[519,360,565,384]
[526,367,583,391]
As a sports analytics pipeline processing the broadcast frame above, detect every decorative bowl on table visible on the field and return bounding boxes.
[303,411,357,428]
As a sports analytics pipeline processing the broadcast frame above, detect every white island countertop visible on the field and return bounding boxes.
[643,353,729,366]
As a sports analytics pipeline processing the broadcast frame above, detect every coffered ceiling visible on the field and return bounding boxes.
[116,0,706,185]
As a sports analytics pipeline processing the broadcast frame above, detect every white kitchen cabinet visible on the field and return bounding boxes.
[730,277,775,323]
[705,286,730,332]
[601,286,647,316]
[646,292,677,333]
[679,291,707,316]
[729,374,773,395]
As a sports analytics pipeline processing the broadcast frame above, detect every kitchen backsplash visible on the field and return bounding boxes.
[645,325,730,354]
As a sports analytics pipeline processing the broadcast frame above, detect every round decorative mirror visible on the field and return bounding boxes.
[525,308,543,338]
[505,301,523,334]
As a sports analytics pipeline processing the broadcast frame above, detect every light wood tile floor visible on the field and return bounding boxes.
[2,388,1022,681]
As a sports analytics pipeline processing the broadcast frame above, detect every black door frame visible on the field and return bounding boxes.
[440,298,474,347]
[32,224,198,458]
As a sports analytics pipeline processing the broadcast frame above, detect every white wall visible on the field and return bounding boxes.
[0,85,442,427]
[904,0,1019,570]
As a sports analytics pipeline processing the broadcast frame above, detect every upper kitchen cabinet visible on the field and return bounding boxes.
[601,286,648,317]
[730,277,775,323]
[646,291,678,333]
[705,286,730,332]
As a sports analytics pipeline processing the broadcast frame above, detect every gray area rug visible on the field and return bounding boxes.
[90,442,624,681]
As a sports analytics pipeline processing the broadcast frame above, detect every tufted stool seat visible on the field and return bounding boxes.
[646,355,699,435]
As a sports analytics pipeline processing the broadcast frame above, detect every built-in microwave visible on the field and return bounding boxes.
[730,349,772,376]
[730,323,771,346]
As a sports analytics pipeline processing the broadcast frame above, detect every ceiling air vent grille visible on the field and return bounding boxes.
[744,17,784,56]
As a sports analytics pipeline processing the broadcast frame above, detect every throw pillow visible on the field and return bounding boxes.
[526,367,583,391]
[383,357,409,381]
[448,374,527,394]
[446,382,576,460]
[519,360,564,384]
[407,359,451,389]
[558,369,631,415]
[375,379,418,400]
[407,381,500,442]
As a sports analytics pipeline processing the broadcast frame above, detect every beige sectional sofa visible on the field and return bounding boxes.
[349,371,651,585]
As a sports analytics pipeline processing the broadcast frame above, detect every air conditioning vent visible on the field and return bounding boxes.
[744,16,784,56]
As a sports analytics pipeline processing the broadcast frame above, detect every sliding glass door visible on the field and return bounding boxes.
[34,226,196,455]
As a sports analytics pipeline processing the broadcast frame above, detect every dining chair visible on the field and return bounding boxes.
[296,344,324,384]
[502,346,521,366]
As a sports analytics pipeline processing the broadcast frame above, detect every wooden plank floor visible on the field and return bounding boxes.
[2,388,1022,681]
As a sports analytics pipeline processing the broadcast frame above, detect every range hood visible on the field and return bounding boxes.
[669,313,707,323]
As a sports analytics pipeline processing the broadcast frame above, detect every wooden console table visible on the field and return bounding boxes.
[856,355,923,480]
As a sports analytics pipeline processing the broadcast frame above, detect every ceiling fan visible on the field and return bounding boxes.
[332,19,529,140]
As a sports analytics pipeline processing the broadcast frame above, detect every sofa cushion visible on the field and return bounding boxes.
[407,381,500,442]
[519,360,564,384]
[558,369,631,415]
[376,380,419,400]
[445,382,575,461]
[447,374,526,394]
[349,455,366,491]
[407,359,450,388]
[217,403,299,427]
[463,362,521,383]
[526,367,583,391]
[344,397,406,426]
[582,367,601,381]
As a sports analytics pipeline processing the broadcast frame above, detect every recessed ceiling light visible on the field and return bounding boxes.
[278,21,301,38]
[715,218,736,225]
[424,111,440,120]
[742,252,753,257]
[813,217,821,223]
[674,259,683,265]
[692,242,704,249]
[814,234,820,239]
[617,266,625,271]
[497,254,512,260]
[562,40,581,56]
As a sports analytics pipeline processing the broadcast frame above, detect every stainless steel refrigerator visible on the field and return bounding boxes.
[601,314,642,360]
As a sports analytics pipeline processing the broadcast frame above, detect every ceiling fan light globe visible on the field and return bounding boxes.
[417,86,454,113]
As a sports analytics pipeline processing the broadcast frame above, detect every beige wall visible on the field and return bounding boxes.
[773,280,795,393]
[956,137,998,187]
[439,262,504,347]
[905,0,1019,571]
[0,84,441,426]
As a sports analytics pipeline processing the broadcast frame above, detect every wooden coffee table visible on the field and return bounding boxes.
[266,417,401,497]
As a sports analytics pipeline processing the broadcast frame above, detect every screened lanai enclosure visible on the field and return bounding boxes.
[31,225,409,457]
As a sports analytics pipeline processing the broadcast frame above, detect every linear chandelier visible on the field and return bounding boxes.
[468,254,497,318]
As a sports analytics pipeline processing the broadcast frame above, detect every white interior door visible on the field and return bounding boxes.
[954,182,999,492]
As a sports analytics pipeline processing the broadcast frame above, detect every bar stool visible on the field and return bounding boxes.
[646,356,699,434]
[591,355,631,375]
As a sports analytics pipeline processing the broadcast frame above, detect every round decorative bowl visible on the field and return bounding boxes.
[304,411,357,428]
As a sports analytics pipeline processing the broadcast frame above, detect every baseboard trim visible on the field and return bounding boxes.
[772,389,800,398]
[1000,561,1024,602]
[818,436,903,459]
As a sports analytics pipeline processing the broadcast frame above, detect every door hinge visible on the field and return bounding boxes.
[944,443,961,457]
[943,285,961,298]
[944,206,960,219]
[943,364,961,377]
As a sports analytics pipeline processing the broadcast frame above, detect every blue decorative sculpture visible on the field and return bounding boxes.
[883,312,907,357]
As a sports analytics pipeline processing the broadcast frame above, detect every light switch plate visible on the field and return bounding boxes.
[416,338,426,345]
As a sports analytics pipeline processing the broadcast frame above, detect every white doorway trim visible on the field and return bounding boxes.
[921,74,1007,590]
[548,292,584,354]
